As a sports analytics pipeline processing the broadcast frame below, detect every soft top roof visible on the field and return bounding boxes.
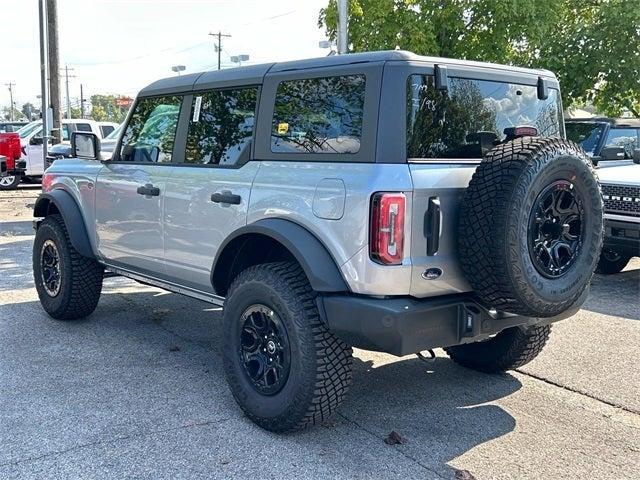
[138,50,556,97]
[567,117,640,128]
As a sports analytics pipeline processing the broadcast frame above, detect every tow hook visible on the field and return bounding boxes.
[416,349,436,363]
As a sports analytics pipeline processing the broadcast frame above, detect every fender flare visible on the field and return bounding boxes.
[34,190,95,259]
[212,218,349,295]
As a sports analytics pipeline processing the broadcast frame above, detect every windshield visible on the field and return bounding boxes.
[17,121,42,139]
[565,122,606,155]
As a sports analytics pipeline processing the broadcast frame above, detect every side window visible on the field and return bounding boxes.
[184,87,258,165]
[118,95,182,163]
[604,128,638,158]
[271,74,366,154]
[100,125,115,137]
[61,124,70,141]
[77,123,92,132]
[407,75,562,159]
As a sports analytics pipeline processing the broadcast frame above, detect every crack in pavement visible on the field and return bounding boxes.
[516,368,640,416]
[336,412,449,480]
[0,418,231,469]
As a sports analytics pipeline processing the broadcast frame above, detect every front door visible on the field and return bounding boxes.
[162,86,260,292]
[95,94,183,276]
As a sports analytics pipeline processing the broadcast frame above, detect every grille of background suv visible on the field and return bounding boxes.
[601,184,640,217]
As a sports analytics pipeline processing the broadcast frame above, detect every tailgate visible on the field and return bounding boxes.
[408,162,477,298]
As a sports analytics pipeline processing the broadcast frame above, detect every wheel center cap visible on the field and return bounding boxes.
[266,340,276,354]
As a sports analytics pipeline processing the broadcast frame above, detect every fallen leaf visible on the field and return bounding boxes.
[454,469,477,480]
[384,431,408,445]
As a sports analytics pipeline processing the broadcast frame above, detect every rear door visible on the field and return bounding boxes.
[162,86,260,292]
[95,94,183,275]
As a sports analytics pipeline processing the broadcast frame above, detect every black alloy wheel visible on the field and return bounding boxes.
[40,239,62,296]
[528,180,585,278]
[239,303,291,396]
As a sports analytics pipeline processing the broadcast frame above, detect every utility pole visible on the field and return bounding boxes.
[337,0,348,54]
[46,0,62,144]
[38,0,49,169]
[62,65,76,119]
[209,31,231,70]
[80,84,85,118]
[4,83,15,121]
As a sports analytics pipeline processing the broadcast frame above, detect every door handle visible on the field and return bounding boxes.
[136,184,160,197]
[211,191,241,205]
[425,196,442,256]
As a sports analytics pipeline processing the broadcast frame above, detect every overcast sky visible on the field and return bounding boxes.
[2,0,329,110]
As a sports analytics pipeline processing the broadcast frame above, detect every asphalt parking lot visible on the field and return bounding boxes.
[1,185,639,480]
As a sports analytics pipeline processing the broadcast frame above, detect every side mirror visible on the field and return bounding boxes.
[30,136,44,146]
[600,146,625,161]
[0,155,7,177]
[633,149,640,165]
[71,132,101,160]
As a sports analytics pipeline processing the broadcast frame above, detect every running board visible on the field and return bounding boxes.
[103,264,225,306]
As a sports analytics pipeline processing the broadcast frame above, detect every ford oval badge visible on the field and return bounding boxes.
[422,268,442,280]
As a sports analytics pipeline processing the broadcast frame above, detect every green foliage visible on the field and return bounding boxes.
[90,95,127,122]
[319,0,640,116]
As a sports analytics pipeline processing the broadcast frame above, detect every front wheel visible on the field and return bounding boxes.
[0,174,21,190]
[33,214,104,320]
[222,262,353,432]
[445,325,551,373]
[595,248,631,274]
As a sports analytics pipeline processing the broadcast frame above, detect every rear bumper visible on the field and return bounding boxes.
[604,218,640,258]
[8,159,26,176]
[318,291,584,356]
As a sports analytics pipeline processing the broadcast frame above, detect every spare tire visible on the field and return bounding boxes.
[459,137,603,318]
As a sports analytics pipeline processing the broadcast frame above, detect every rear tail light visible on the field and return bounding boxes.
[370,192,406,265]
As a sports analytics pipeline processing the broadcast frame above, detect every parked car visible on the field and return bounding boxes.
[33,51,603,432]
[46,123,122,168]
[593,157,640,273]
[0,121,28,133]
[0,119,110,190]
[0,132,25,189]
[565,117,639,165]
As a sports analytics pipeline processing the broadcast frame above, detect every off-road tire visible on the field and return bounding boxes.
[595,248,631,274]
[0,174,21,190]
[459,137,603,318]
[222,261,353,432]
[445,325,551,373]
[33,214,104,320]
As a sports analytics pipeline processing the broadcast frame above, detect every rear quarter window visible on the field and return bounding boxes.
[407,75,563,159]
[271,74,365,154]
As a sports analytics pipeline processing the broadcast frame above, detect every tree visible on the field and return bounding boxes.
[319,0,640,116]
[21,103,36,120]
[90,94,127,122]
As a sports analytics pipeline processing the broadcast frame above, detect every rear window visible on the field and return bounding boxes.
[271,74,365,154]
[407,75,563,159]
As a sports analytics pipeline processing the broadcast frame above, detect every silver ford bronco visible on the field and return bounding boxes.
[32,51,604,432]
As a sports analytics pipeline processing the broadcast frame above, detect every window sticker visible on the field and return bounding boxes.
[277,122,289,135]
[192,96,202,122]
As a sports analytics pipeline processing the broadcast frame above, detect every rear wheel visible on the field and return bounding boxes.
[33,215,104,320]
[595,248,631,274]
[0,174,21,190]
[222,262,352,432]
[445,325,551,373]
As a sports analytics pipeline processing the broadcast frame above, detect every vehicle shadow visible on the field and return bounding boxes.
[94,283,521,477]
[583,267,640,321]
